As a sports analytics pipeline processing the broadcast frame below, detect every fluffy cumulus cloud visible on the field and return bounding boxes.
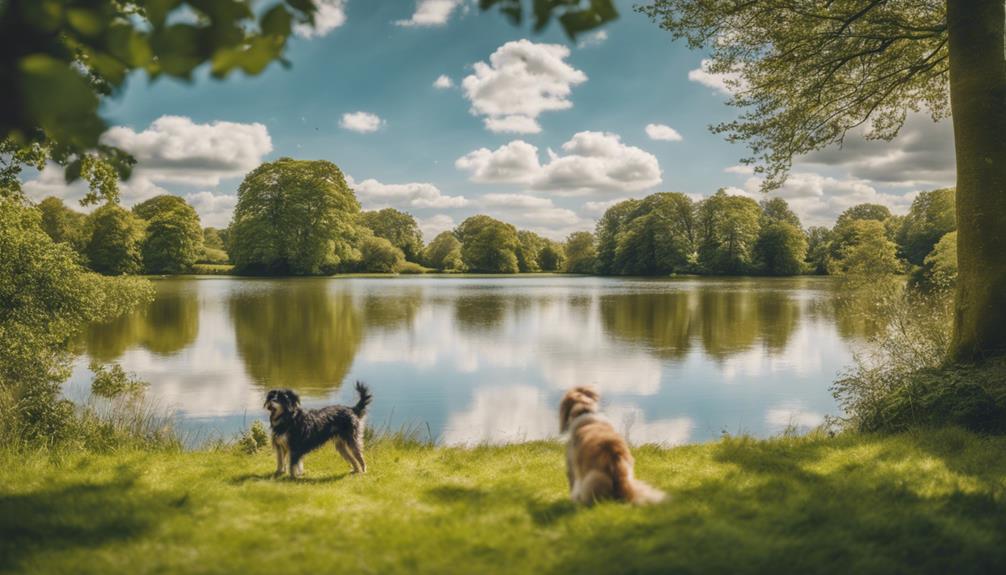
[417,214,455,241]
[724,171,917,228]
[688,58,745,96]
[800,114,955,188]
[456,131,661,195]
[476,193,589,239]
[101,115,272,186]
[340,111,384,133]
[22,115,270,227]
[645,123,683,142]
[395,0,465,27]
[462,39,587,134]
[294,0,347,38]
[348,175,467,210]
[433,74,453,89]
[184,192,238,228]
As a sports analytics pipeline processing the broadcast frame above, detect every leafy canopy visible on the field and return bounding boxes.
[229,158,360,275]
[639,0,949,190]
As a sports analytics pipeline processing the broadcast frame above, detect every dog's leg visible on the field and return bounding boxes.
[347,436,367,474]
[289,453,304,479]
[333,439,359,473]
[273,445,286,477]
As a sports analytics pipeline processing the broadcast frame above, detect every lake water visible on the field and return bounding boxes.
[68,275,871,446]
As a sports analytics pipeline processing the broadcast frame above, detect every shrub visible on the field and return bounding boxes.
[396,261,427,274]
[237,420,271,454]
[832,287,1006,433]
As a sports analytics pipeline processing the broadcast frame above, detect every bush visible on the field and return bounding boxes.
[832,286,1006,433]
[396,261,428,274]
[237,420,270,454]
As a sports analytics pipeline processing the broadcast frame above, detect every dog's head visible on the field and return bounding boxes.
[559,386,600,433]
[264,389,300,416]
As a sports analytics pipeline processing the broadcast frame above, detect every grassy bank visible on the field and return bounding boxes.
[3,428,1005,574]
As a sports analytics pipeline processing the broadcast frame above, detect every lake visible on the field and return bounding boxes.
[68,275,873,446]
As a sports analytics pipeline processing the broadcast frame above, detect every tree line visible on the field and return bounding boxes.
[33,157,957,284]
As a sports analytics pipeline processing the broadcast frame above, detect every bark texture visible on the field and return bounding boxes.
[948,0,1006,361]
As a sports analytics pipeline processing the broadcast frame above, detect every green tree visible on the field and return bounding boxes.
[832,220,902,277]
[229,158,359,275]
[897,188,956,266]
[538,240,566,271]
[564,231,597,274]
[456,215,520,273]
[84,203,144,275]
[594,199,640,275]
[357,230,405,273]
[1,198,150,444]
[133,195,203,274]
[830,203,895,265]
[754,221,808,276]
[358,208,424,263]
[199,227,229,264]
[697,190,762,274]
[760,197,802,228]
[923,230,958,290]
[422,231,465,272]
[36,196,85,251]
[611,193,696,276]
[639,0,1004,360]
[805,226,833,275]
[515,230,548,272]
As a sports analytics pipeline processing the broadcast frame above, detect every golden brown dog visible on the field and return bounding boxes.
[559,386,665,505]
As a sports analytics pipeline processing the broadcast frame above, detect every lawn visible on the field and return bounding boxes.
[2,428,1005,574]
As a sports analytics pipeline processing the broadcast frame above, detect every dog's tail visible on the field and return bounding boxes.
[612,456,666,506]
[352,381,373,418]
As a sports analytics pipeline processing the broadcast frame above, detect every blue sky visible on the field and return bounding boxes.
[23,0,956,239]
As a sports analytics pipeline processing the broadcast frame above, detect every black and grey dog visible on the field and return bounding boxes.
[264,382,373,478]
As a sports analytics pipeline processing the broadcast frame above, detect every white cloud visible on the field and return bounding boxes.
[476,193,590,240]
[395,0,465,27]
[577,30,608,48]
[645,123,683,142]
[723,171,917,228]
[101,115,272,187]
[688,58,745,96]
[456,131,661,195]
[433,74,453,89]
[462,39,587,134]
[348,176,467,209]
[442,385,555,445]
[455,140,541,183]
[340,111,384,133]
[584,198,629,215]
[417,214,455,241]
[800,114,955,188]
[184,192,237,228]
[294,0,347,38]
[724,164,754,175]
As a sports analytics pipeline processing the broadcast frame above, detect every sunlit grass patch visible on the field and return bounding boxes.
[2,429,1005,574]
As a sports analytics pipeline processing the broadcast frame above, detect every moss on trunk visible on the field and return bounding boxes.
[948,0,1006,361]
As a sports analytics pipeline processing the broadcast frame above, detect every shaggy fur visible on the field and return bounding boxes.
[264,382,373,478]
[559,386,665,505]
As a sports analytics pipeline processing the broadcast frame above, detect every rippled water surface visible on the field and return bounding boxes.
[69,275,872,445]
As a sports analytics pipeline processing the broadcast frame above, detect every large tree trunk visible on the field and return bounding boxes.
[947,0,1006,362]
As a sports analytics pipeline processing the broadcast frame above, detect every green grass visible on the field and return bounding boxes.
[3,428,1005,574]
[190,263,235,275]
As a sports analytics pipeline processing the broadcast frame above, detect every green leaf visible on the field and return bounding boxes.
[261,5,293,37]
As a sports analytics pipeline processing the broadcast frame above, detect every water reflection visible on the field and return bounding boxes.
[599,281,803,360]
[82,284,199,361]
[229,281,361,392]
[73,276,868,445]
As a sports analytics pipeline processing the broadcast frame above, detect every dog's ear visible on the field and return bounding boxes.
[285,389,301,408]
[574,386,600,402]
